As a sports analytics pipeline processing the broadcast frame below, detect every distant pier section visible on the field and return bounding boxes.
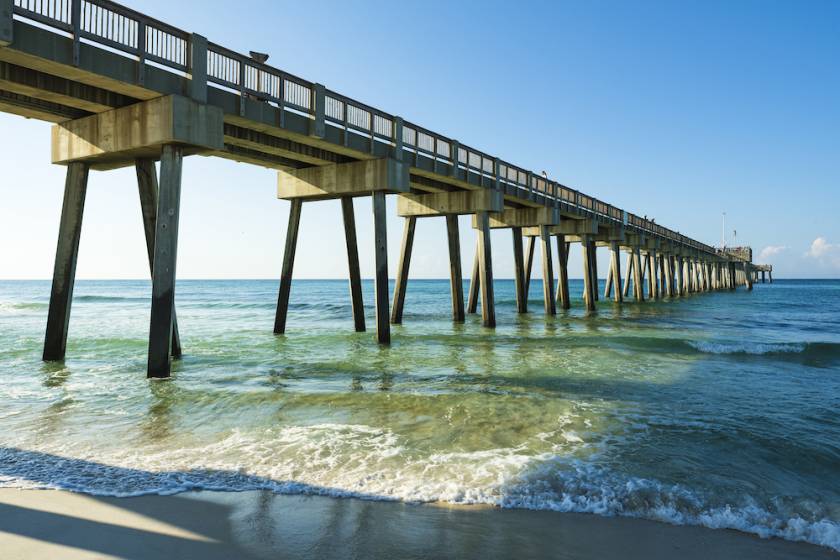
[0,0,772,377]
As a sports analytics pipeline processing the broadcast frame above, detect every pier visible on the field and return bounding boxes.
[0,0,772,377]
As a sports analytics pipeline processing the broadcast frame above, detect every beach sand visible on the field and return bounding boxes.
[0,488,836,559]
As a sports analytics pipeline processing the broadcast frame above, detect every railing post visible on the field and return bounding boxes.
[189,34,207,103]
[449,140,459,178]
[392,117,404,162]
[136,19,146,85]
[0,0,13,47]
[309,83,325,139]
[71,0,81,66]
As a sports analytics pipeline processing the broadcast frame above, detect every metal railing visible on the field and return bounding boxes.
[12,0,725,257]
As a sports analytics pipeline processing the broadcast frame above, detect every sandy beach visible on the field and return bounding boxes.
[0,488,836,559]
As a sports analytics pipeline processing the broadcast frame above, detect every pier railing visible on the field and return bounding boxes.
[12,0,727,258]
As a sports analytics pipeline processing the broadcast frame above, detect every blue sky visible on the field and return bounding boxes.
[1,0,837,279]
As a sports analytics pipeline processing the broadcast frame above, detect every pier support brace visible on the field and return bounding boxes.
[136,158,182,357]
[445,215,465,323]
[341,198,365,332]
[555,235,570,310]
[609,241,622,303]
[476,211,495,328]
[512,227,527,313]
[467,240,480,314]
[372,191,390,343]
[274,199,302,335]
[581,236,597,311]
[391,217,416,324]
[525,235,536,302]
[540,225,556,315]
[622,252,632,299]
[632,247,645,302]
[147,145,183,378]
[43,162,89,362]
[648,250,659,300]
[590,239,599,302]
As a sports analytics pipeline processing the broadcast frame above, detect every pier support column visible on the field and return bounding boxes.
[540,225,556,315]
[341,198,366,332]
[555,235,570,310]
[274,199,303,335]
[524,235,536,302]
[476,211,495,327]
[622,252,633,298]
[147,145,183,378]
[582,236,597,311]
[391,217,416,324]
[512,227,527,313]
[590,239,599,302]
[761,270,766,284]
[372,191,391,343]
[648,250,659,300]
[445,215,465,323]
[745,263,753,291]
[609,242,623,303]
[467,240,480,314]
[43,162,90,362]
[663,254,673,297]
[632,247,645,302]
[136,159,182,357]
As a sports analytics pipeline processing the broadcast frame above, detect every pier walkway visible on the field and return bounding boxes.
[0,0,770,377]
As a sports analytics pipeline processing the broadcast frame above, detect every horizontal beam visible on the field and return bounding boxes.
[476,206,559,229]
[52,95,224,169]
[397,189,503,217]
[522,217,598,237]
[277,158,409,200]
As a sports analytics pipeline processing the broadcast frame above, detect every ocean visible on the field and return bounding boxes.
[1,278,839,551]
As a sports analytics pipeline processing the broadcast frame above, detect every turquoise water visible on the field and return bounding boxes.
[1,279,840,551]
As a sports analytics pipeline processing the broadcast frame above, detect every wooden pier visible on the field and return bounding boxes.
[0,0,772,377]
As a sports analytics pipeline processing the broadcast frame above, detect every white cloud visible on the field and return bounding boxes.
[758,245,787,261]
[804,237,840,269]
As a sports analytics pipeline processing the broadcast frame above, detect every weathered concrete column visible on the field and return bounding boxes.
[745,263,753,291]
[555,235,570,310]
[136,159,182,357]
[475,211,495,328]
[609,241,622,303]
[341,198,365,332]
[274,200,303,335]
[372,191,390,343]
[540,225,556,315]
[632,247,645,302]
[761,270,766,284]
[391,217,416,324]
[663,254,672,297]
[658,255,666,296]
[590,239,599,302]
[43,162,90,362]
[512,227,527,313]
[622,252,633,298]
[648,250,659,300]
[467,240,480,314]
[445,215,465,323]
[147,145,183,378]
[582,236,597,311]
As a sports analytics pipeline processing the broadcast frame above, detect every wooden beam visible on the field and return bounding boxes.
[391,217,416,324]
[341,197,365,332]
[445,215,465,323]
[273,199,303,334]
[43,162,89,362]
[147,145,183,378]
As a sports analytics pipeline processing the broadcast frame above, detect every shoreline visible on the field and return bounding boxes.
[1,488,836,559]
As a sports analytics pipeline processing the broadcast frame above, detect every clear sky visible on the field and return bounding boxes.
[1,0,838,280]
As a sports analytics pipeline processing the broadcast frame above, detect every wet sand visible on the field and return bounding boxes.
[0,488,836,559]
